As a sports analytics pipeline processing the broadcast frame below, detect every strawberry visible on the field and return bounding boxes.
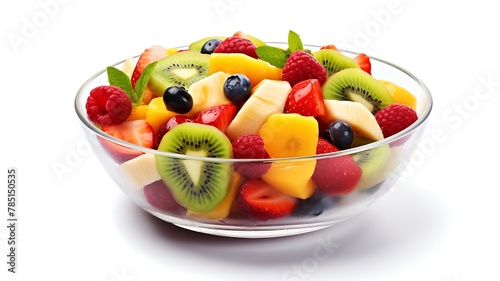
[130,45,167,89]
[353,53,371,75]
[236,178,297,221]
[155,115,194,148]
[282,50,327,86]
[375,103,418,138]
[144,180,184,212]
[194,103,237,133]
[284,79,325,117]
[213,36,258,59]
[99,119,154,163]
[312,138,362,196]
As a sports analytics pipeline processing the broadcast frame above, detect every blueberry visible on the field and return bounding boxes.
[324,120,354,150]
[223,74,252,103]
[201,39,222,54]
[163,86,193,114]
[292,192,338,217]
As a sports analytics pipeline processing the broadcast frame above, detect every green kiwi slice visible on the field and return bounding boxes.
[352,144,391,190]
[322,68,394,114]
[149,51,210,96]
[155,123,233,213]
[313,49,360,77]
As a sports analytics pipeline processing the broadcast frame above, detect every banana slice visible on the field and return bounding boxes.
[118,154,161,190]
[320,99,383,141]
[187,71,232,116]
[226,79,291,140]
[121,56,137,78]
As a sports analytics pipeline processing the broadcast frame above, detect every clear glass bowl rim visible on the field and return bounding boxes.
[74,43,433,163]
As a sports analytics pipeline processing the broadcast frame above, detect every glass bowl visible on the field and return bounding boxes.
[74,43,432,238]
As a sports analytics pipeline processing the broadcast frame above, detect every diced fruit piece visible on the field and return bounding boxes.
[322,68,393,114]
[353,53,371,75]
[146,96,178,134]
[235,178,297,221]
[375,103,418,138]
[214,36,258,59]
[223,74,252,104]
[121,56,136,78]
[163,86,193,114]
[282,50,327,86]
[194,103,237,133]
[126,104,148,121]
[313,49,360,78]
[131,45,167,88]
[225,79,291,140]
[379,80,417,110]
[86,85,132,126]
[144,180,184,212]
[155,123,233,213]
[200,38,223,54]
[154,115,194,148]
[209,53,282,87]
[231,134,271,178]
[312,138,362,196]
[186,172,244,220]
[259,113,319,199]
[324,120,354,150]
[149,51,210,96]
[284,78,325,117]
[320,100,384,141]
[353,144,391,190]
[187,71,232,116]
[292,191,338,217]
[320,44,339,51]
[100,119,154,163]
[118,154,161,189]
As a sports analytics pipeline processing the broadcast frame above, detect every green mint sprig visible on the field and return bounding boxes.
[255,30,309,68]
[106,61,158,106]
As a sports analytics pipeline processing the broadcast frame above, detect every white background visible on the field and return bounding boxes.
[1,0,500,280]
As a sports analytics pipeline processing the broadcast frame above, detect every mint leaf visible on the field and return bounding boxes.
[256,46,287,68]
[107,66,138,103]
[287,30,303,52]
[134,61,158,106]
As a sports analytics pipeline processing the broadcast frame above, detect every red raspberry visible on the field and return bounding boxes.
[282,50,327,87]
[231,134,271,178]
[375,103,418,138]
[213,36,258,59]
[86,85,132,126]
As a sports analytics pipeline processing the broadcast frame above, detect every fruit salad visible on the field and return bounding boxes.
[84,30,420,222]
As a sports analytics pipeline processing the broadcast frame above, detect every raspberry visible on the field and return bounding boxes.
[231,134,271,178]
[282,50,327,87]
[85,85,132,126]
[213,36,258,59]
[375,103,418,138]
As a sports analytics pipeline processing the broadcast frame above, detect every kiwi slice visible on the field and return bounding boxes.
[322,68,394,114]
[149,51,210,96]
[352,144,391,190]
[313,49,360,77]
[350,136,375,148]
[155,123,233,213]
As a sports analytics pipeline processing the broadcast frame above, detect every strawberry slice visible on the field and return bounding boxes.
[353,53,371,75]
[130,45,167,89]
[194,103,237,133]
[284,79,325,117]
[99,119,154,163]
[236,178,297,221]
[312,138,362,196]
